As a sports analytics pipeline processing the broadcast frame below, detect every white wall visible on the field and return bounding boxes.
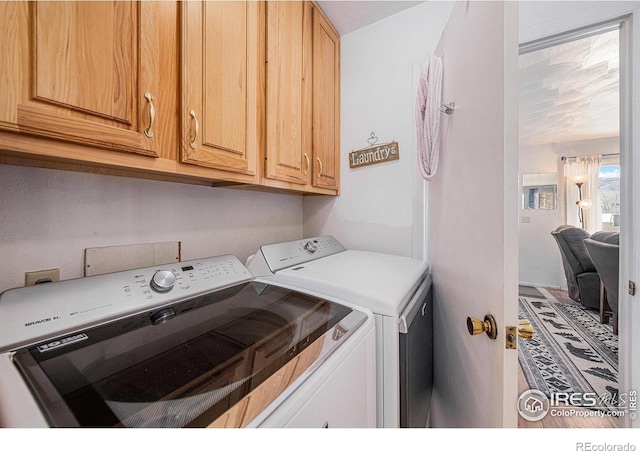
[519,137,619,288]
[303,1,454,259]
[0,165,303,292]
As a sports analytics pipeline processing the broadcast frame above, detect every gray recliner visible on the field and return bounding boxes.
[584,232,620,334]
[551,225,600,309]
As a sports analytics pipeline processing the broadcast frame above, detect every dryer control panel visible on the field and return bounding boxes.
[254,236,346,273]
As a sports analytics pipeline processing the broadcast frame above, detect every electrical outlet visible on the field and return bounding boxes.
[25,268,60,286]
[521,216,531,224]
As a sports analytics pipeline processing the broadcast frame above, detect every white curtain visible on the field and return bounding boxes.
[564,156,601,233]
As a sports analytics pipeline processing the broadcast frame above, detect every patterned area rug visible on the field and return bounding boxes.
[518,288,619,409]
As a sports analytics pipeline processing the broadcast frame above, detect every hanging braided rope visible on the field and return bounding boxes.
[416,54,443,180]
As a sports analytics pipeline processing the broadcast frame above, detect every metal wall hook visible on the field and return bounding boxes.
[440,102,456,115]
[367,132,378,147]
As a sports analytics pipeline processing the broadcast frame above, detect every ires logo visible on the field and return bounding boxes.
[551,392,599,407]
[552,391,637,411]
[517,389,550,422]
[519,389,638,422]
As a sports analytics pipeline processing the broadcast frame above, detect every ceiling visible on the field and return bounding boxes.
[316,1,424,36]
[315,2,620,148]
[519,29,620,147]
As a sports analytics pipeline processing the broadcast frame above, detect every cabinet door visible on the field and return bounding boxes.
[16,2,158,157]
[264,1,312,185]
[312,9,340,191]
[181,1,260,176]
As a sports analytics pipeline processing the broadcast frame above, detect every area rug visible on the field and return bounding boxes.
[518,288,619,409]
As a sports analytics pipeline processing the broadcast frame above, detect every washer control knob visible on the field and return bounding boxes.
[150,270,176,293]
[304,240,319,253]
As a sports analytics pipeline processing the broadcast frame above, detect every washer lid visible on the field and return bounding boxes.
[12,283,366,427]
[266,250,429,317]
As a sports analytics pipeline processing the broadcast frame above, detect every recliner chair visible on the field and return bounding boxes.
[551,225,600,309]
[584,232,620,334]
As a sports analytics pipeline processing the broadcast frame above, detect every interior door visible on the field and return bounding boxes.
[427,2,519,427]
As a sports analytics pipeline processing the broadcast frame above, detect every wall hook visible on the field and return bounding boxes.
[440,102,456,115]
[367,132,378,147]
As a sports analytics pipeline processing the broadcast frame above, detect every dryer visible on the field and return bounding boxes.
[247,235,433,427]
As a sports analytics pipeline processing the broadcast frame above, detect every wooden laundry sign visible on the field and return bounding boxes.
[349,141,400,168]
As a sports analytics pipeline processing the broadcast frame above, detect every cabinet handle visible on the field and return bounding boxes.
[189,110,199,149]
[316,157,323,178]
[144,92,155,138]
[304,153,310,175]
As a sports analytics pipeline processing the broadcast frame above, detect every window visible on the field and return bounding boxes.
[599,162,620,231]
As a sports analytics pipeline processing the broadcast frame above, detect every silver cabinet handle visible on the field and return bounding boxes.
[316,157,323,178]
[144,92,155,138]
[189,110,199,149]
[304,153,310,175]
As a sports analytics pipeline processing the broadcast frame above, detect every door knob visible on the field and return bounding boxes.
[466,314,497,340]
[517,319,534,340]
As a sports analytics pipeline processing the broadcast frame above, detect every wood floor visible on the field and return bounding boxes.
[517,286,619,428]
[545,287,575,305]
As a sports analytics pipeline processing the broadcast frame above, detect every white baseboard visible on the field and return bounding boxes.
[518,281,565,290]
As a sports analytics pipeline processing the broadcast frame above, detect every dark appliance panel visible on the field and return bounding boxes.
[14,283,355,428]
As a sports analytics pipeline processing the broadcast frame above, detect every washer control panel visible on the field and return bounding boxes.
[118,257,249,307]
[258,236,346,273]
[0,255,253,352]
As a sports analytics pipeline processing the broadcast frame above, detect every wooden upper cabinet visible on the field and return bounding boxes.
[264,1,313,185]
[16,2,159,157]
[312,8,340,191]
[0,1,340,193]
[181,1,261,176]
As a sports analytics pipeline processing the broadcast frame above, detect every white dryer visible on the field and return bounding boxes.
[247,235,433,428]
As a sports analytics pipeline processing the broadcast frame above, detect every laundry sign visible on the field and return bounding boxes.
[349,141,400,168]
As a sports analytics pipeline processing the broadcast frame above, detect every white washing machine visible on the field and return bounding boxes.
[0,255,376,428]
[247,235,433,428]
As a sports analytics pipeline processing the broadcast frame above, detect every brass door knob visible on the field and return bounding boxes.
[518,319,534,340]
[466,314,497,340]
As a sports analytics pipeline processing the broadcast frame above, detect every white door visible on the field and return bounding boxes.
[427,2,519,427]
